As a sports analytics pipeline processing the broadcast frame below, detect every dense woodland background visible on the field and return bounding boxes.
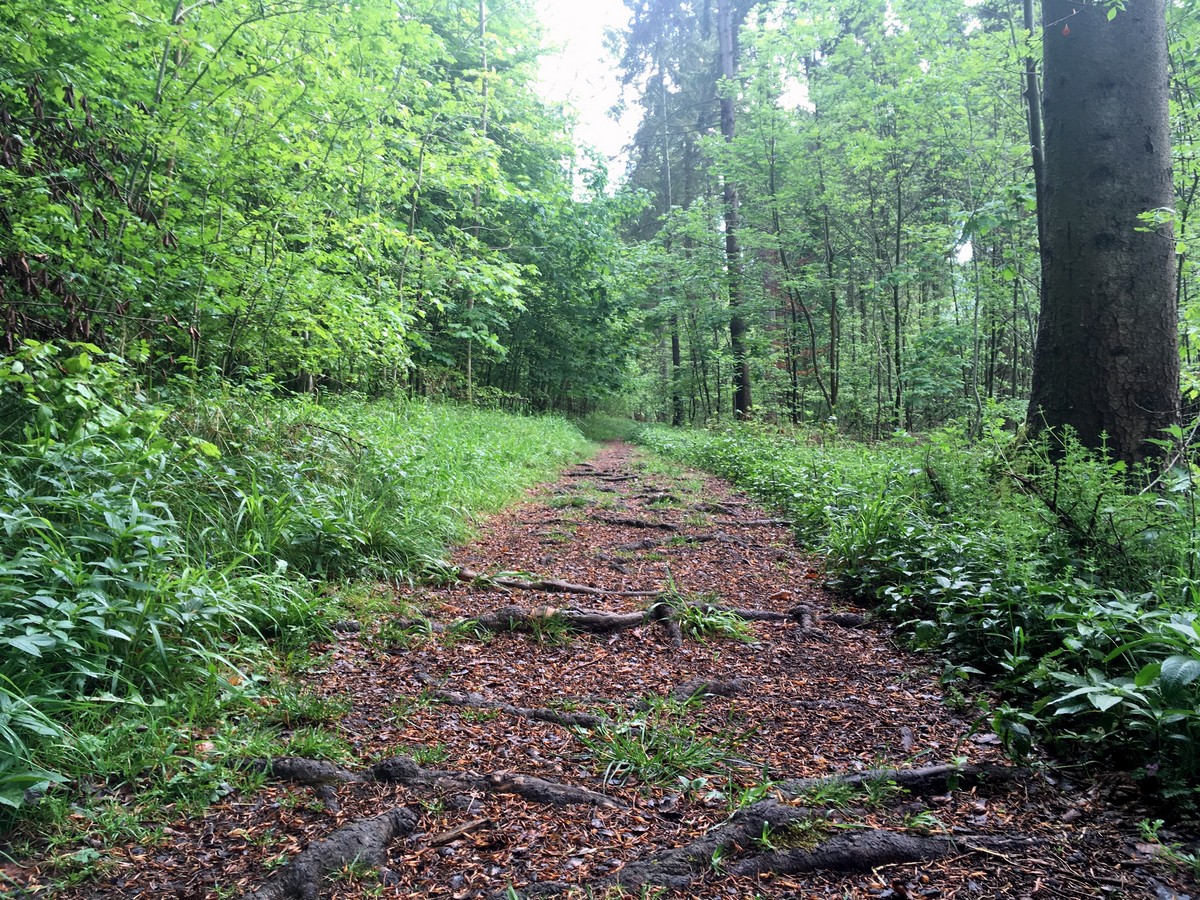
[5,0,1195,432]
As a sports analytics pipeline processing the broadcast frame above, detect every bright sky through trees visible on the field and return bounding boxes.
[535,0,636,172]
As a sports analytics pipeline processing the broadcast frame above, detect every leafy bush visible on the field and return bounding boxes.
[639,419,1200,801]
[0,341,590,825]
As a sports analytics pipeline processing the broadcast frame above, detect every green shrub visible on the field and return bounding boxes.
[639,419,1200,801]
[0,341,591,826]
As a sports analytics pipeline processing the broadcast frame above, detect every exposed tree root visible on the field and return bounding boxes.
[464,604,651,634]
[689,601,794,623]
[674,531,748,547]
[454,567,659,598]
[777,763,1026,800]
[505,787,1036,896]
[592,514,678,530]
[253,755,624,808]
[695,500,751,514]
[669,678,755,701]
[412,672,606,728]
[613,538,662,551]
[449,601,792,646]
[824,611,868,628]
[240,807,418,900]
[724,830,1040,879]
[715,518,792,527]
[370,757,624,808]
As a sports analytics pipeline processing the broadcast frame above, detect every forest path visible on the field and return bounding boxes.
[43,443,1194,899]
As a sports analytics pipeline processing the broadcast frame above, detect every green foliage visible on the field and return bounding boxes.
[640,422,1200,798]
[572,697,746,787]
[655,591,755,643]
[0,343,589,826]
[1,0,640,414]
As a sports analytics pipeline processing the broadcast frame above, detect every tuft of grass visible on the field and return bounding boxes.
[280,726,353,763]
[572,697,746,787]
[653,582,754,643]
[252,684,351,728]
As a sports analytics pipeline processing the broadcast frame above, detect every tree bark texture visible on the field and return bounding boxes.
[1028,0,1179,464]
[717,0,751,419]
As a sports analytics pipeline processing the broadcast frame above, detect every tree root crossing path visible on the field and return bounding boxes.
[50,444,1199,898]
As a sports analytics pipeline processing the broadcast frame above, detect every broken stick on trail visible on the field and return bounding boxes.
[26,443,1197,899]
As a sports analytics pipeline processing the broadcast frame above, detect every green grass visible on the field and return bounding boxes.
[0,341,592,833]
[572,696,748,787]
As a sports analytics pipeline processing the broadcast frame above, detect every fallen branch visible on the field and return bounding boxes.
[241,808,418,900]
[426,817,492,847]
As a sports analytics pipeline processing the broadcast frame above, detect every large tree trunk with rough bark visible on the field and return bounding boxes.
[1027,0,1179,465]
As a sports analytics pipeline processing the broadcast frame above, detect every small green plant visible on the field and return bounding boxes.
[791,779,857,809]
[254,684,351,727]
[525,611,579,646]
[572,698,745,786]
[860,773,906,808]
[709,844,728,873]
[373,616,437,650]
[754,817,828,852]
[459,707,500,723]
[1137,818,1200,877]
[401,743,450,766]
[280,727,353,763]
[903,810,948,834]
[653,577,754,643]
[420,797,446,816]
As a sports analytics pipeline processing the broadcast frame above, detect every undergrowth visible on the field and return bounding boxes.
[572,696,748,787]
[639,414,1200,806]
[0,340,589,832]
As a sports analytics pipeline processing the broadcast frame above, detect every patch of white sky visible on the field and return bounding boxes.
[533,0,639,181]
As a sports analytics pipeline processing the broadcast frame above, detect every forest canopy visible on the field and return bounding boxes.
[2,0,1197,430]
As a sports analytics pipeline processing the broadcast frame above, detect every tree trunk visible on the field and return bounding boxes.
[717,0,751,419]
[1028,0,1179,465]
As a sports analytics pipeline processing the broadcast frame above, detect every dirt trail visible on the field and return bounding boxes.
[18,443,1197,898]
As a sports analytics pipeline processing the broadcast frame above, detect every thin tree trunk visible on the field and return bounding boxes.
[717,0,751,418]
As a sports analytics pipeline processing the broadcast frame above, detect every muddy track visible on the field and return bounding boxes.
[20,443,1197,899]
